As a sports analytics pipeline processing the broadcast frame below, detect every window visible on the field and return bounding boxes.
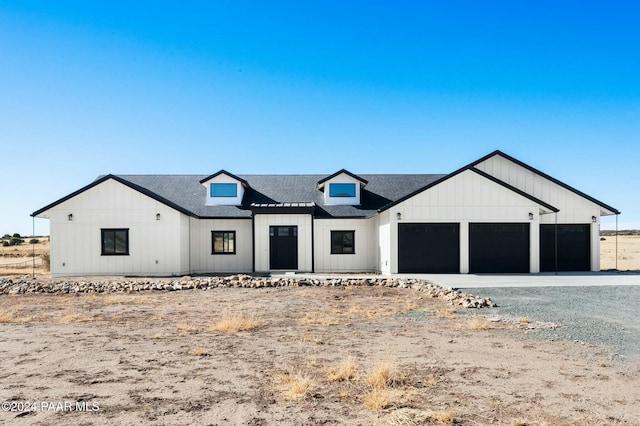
[329,183,356,197]
[210,183,237,197]
[331,230,355,254]
[101,229,129,255]
[212,231,236,254]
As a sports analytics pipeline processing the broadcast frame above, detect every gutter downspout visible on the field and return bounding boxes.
[251,214,256,273]
[616,213,619,271]
[311,215,315,273]
[32,216,35,279]
[554,211,558,275]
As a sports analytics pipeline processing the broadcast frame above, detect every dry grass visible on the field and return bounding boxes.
[346,304,397,319]
[190,347,209,356]
[517,317,530,324]
[275,371,314,400]
[91,295,155,305]
[383,408,456,425]
[327,356,358,382]
[302,334,324,344]
[59,312,94,323]
[363,388,398,410]
[210,313,259,332]
[365,359,405,389]
[436,308,458,319]
[300,311,339,326]
[466,318,490,331]
[176,323,200,333]
[0,308,32,323]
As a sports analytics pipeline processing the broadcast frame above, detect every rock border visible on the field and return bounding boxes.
[0,275,496,308]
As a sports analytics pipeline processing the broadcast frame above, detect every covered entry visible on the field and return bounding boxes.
[398,223,460,273]
[540,224,591,272]
[269,226,298,269]
[469,223,530,273]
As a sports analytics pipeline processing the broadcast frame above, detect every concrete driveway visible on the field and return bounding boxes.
[401,271,640,289]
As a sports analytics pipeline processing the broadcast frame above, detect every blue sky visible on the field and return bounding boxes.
[1,1,638,236]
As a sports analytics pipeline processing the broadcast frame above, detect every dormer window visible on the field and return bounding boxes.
[329,183,356,198]
[317,169,368,206]
[211,183,238,198]
[200,170,248,206]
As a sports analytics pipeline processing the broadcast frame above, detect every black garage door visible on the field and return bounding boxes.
[398,223,459,273]
[469,223,530,273]
[540,224,591,272]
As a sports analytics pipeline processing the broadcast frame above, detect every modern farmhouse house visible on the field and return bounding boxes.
[32,151,619,277]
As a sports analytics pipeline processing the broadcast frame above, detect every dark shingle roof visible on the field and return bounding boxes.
[111,174,447,218]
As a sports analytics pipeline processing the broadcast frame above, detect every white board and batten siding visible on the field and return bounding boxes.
[475,155,609,270]
[254,214,313,272]
[378,211,392,274]
[384,169,548,274]
[189,218,253,274]
[48,179,189,277]
[314,217,377,273]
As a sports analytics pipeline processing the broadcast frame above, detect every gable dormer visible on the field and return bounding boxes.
[199,170,249,206]
[317,169,368,206]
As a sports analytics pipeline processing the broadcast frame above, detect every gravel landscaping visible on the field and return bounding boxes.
[460,285,640,362]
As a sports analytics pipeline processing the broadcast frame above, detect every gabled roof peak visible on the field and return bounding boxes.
[317,169,369,188]
[199,170,249,186]
[470,150,620,215]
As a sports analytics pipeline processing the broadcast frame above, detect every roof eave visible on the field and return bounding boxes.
[31,175,197,219]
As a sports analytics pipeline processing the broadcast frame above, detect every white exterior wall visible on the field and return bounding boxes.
[254,214,313,272]
[48,179,188,277]
[189,218,253,273]
[314,217,377,272]
[388,170,545,273]
[475,155,605,271]
[378,211,391,274]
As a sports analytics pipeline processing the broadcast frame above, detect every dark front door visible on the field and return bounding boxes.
[540,224,591,272]
[469,223,530,273]
[270,226,298,270]
[398,223,460,273]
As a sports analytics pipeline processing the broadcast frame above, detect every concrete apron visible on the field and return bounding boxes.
[288,271,640,289]
[396,272,640,289]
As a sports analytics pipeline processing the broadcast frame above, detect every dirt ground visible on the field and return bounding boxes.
[1,286,638,425]
[0,238,48,276]
[601,235,640,271]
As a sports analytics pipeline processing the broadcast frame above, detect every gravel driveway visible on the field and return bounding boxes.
[460,285,640,362]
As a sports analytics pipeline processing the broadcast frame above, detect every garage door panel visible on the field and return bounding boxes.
[469,223,530,273]
[398,223,459,273]
[540,224,590,272]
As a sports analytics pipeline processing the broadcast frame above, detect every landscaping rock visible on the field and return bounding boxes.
[0,275,496,308]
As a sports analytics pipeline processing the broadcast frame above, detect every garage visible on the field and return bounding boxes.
[398,223,459,273]
[540,224,591,272]
[469,223,530,273]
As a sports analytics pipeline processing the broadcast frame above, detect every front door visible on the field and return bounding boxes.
[270,226,298,270]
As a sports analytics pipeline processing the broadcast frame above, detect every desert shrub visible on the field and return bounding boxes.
[2,241,8,247]
[12,233,21,238]
[9,237,23,246]
[2,234,10,239]
[29,238,39,244]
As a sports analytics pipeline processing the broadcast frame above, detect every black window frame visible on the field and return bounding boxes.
[212,230,236,255]
[101,228,130,256]
[331,230,355,254]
